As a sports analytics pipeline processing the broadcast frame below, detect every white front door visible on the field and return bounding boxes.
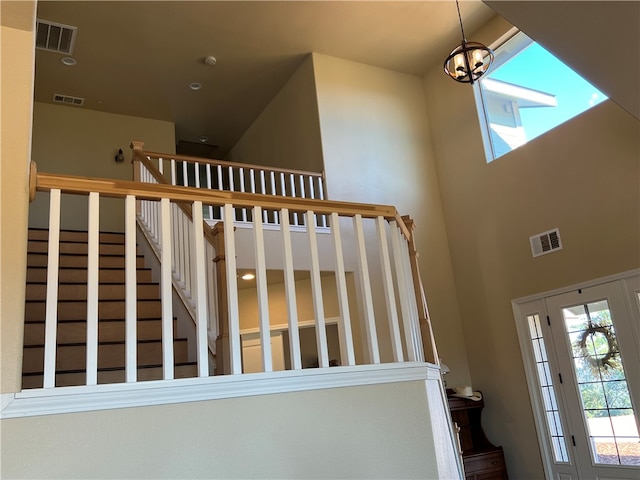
[515,273,640,479]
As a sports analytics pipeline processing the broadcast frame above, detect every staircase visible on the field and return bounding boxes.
[22,228,198,389]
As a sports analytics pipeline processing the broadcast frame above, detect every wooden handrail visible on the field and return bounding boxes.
[35,172,410,237]
[140,149,325,179]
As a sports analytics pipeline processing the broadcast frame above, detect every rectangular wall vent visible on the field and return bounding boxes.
[530,228,562,258]
[36,19,77,54]
[53,94,84,106]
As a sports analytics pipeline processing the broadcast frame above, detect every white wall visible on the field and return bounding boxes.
[0,0,36,394]
[312,53,470,383]
[227,54,324,173]
[1,380,441,479]
[29,102,175,232]
[423,14,640,479]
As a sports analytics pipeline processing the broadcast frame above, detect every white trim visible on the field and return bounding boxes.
[239,317,339,337]
[512,269,640,304]
[1,362,438,419]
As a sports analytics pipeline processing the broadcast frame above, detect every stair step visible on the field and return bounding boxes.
[22,339,190,373]
[23,318,174,344]
[25,299,162,321]
[29,229,126,244]
[28,240,129,255]
[26,266,153,284]
[21,362,198,389]
[25,282,160,301]
[27,253,145,268]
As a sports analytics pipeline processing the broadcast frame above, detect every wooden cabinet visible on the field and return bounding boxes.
[447,391,508,480]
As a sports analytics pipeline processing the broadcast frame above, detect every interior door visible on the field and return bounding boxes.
[544,279,640,479]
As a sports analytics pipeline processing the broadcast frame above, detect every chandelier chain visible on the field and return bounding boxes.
[455,0,467,43]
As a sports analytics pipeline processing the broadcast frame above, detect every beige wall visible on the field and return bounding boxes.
[29,102,175,231]
[1,380,439,479]
[227,55,324,173]
[312,53,470,383]
[0,1,36,394]
[423,15,640,479]
[238,273,369,365]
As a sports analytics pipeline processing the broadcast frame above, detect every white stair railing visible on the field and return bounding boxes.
[27,163,427,391]
[135,144,327,227]
[136,160,218,377]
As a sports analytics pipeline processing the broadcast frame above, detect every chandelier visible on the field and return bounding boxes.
[443,0,494,84]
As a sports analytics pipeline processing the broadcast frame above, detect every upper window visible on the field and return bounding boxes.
[476,32,608,162]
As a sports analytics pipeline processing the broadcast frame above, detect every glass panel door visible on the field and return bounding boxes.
[545,280,640,479]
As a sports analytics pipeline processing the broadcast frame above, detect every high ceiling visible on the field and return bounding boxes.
[34,1,496,157]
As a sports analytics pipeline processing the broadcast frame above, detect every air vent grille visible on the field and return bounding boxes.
[36,19,77,54]
[530,228,562,258]
[53,94,84,106]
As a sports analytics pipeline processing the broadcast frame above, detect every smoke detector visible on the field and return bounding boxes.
[204,56,217,66]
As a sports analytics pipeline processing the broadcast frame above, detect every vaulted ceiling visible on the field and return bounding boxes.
[33,1,496,157]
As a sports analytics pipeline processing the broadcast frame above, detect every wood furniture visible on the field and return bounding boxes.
[447,390,508,480]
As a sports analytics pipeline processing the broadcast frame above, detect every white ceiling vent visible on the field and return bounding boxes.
[53,93,84,106]
[530,228,562,258]
[36,19,77,54]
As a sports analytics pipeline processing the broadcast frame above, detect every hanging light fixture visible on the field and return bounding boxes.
[443,0,494,84]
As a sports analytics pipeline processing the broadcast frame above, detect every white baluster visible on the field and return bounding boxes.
[290,174,299,226]
[223,204,242,374]
[270,171,278,224]
[158,157,164,175]
[239,167,247,222]
[376,216,403,362]
[253,206,273,372]
[260,171,268,223]
[172,203,179,276]
[329,213,355,366]
[171,158,177,186]
[206,164,213,220]
[182,213,191,295]
[125,195,138,382]
[401,239,424,362]
[206,242,218,352]
[86,192,100,385]
[280,208,302,370]
[318,177,327,228]
[160,198,174,379]
[192,201,209,377]
[306,210,329,368]
[182,160,189,187]
[228,166,234,191]
[390,221,417,361]
[217,165,223,190]
[353,214,380,364]
[43,189,61,388]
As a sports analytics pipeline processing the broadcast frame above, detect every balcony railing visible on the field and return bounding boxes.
[21,149,437,396]
[134,142,327,227]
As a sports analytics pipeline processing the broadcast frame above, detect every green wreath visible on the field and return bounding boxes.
[577,323,620,372]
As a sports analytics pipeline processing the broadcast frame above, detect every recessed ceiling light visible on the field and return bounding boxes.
[189,82,202,91]
[241,273,255,281]
[198,136,208,143]
[61,57,77,66]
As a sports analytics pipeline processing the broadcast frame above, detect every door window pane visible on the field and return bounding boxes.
[527,314,569,463]
[560,301,640,466]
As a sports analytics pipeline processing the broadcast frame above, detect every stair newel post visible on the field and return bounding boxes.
[211,222,231,375]
[130,140,145,216]
[401,216,439,365]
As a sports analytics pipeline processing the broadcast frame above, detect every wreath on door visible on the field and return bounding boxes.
[577,323,620,372]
